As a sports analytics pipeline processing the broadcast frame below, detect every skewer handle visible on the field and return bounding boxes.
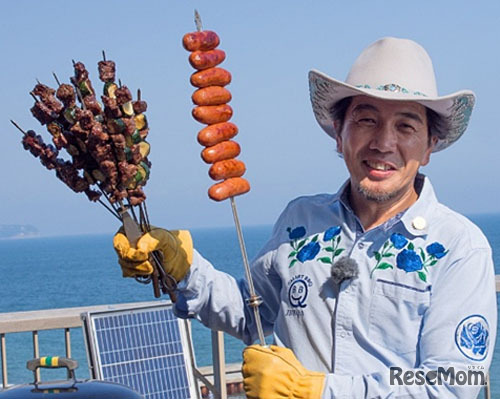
[120,209,142,247]
[120,208,161,298]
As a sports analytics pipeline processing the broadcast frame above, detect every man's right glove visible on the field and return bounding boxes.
[243,344,325,399]
[113,228,193,282]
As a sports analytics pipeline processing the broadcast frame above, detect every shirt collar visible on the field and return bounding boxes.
[335,174,438,237]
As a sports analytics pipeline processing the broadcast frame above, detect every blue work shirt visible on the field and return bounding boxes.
[175,174,497,398]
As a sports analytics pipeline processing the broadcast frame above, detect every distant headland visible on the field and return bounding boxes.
[0,225,39,239]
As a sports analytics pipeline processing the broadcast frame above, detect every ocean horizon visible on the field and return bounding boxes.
[0,214,498,397]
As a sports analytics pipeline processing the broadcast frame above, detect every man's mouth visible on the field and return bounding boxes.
[363,160,397,179]
[364,160,396,171]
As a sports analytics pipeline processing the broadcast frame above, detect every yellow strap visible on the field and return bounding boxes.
[40,356,59,367]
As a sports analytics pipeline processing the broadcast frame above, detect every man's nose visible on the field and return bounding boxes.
[369,123,397,152]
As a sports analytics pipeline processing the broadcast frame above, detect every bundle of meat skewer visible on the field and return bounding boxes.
[12,55,174,299]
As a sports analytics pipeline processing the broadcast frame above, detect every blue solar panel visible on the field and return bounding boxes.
[82,302,199,399]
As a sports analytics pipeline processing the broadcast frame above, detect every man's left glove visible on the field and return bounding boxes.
[113,228,193,282]
[242,345,325,399]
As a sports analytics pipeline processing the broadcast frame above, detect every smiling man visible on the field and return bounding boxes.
[335,95,437,231]
[114,38,497,398]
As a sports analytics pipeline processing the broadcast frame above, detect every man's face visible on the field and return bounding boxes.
[335,96,436,203]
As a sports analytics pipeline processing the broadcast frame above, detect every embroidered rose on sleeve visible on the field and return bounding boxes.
[460,321,489,356]
[455,315,490,361]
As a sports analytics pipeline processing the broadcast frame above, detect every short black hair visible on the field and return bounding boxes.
[331,96,445,145]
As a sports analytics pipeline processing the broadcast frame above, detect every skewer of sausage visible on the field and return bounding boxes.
[183,22,250,201]
[183,12,265,346]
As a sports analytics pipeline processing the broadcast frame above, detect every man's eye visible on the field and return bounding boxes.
[399,123,417,133]
[357,118,376,125]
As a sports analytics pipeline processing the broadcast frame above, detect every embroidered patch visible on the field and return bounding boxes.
[287,275,313,309]
[370,233,448,282]
[287,226,345,268]
[455,315,490,361]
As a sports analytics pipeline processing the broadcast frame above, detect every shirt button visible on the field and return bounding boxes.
[412,216,427,230]
[358,242,364,249]
[339,332,346,338]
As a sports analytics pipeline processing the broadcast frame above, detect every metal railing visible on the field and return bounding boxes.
[0,276,499,398]
[0,301,236,399]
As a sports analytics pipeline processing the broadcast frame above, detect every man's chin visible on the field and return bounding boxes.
[357,183,400,203]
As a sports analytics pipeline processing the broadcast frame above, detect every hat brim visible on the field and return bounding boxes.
[309,69,475,152]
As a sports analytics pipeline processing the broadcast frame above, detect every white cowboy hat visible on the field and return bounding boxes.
[309,37,475,152]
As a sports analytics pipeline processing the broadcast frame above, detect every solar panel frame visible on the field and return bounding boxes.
[81,301,200,399]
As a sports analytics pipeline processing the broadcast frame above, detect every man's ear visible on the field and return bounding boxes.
[422,135,438,166]
[334,121,342,153]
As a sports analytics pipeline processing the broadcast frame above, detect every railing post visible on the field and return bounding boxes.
[32,331,40,382]
[1,333,7,388]
[65,328,72,379]
[64,328,71,358]
[211,330,227,399]
[484,372,491,399]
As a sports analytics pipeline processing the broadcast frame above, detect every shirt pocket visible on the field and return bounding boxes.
[368,279,430,355]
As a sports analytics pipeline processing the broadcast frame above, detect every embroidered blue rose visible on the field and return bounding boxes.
[323,226,341,241]
[390,233,408,249]
[288,226,306,240]
[396,249,423,272]
[426,242,447,259]
[318,226,345,265]
[461,322,489,355]
[297,241,321,262]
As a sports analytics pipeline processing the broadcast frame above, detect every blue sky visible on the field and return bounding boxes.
[1,0,499,236]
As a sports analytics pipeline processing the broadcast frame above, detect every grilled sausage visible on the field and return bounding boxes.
[208,177,250,201]
[182,31,220,51]
[192,86,232,106]
[209,159,246,181]
[189,49,226,70]
[190,67,232,88]
[192,104,233,124]
[197,122,238,146]
[201,140,240,164]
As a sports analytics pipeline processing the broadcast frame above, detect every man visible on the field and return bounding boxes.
[114,37,497,398]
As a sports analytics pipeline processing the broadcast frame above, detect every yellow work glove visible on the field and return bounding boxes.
[113,228,193,282]
[243,345,325,399]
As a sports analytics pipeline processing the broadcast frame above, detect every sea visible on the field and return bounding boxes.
[0,214,499,397]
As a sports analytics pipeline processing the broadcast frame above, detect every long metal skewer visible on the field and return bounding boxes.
[230,197,266,346]
[191,9,266,346]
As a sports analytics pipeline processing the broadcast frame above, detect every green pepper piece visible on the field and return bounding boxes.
[104,82,118,98]
[64,107,76,124]
[78,81,92,97]
[131,129,142,144]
